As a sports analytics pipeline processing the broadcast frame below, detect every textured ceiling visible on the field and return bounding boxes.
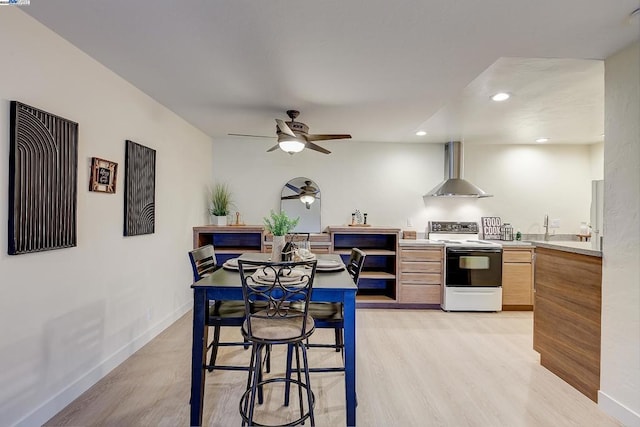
[23,0,640,147]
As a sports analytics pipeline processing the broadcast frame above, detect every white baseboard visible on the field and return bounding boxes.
[13,301,192,427]
[599,390,640,427]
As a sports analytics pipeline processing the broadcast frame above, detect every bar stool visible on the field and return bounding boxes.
[238,259,318,426]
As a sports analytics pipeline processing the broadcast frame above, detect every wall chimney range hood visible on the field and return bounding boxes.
[425,141,492,198]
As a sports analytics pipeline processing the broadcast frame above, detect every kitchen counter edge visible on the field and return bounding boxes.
[530,241,602,257]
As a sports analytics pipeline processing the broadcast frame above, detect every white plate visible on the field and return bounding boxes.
[316,264,346,272]
[222,258,261,271]
[316,259,344,269]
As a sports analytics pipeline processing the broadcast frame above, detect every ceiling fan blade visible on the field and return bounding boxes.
[266,143,280,152]
[285,183,301,193]
[305,134,352,142]
[276,119,296,137]
[228,133,275,139]
[281,195,301,200]
[305,141,331,155]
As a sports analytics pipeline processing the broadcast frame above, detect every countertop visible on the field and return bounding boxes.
[499,241,533,248]
[531,240,602,257]
[399,239,444,247]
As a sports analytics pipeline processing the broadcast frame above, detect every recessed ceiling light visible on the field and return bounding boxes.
[416,130,427,136]
[491,92,511,102]
[536,137,549,143]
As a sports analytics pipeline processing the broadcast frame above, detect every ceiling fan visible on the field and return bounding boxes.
[281,180,319,209]
[229,110,351,155]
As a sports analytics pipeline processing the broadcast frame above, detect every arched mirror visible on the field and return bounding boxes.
[280,177,321,232]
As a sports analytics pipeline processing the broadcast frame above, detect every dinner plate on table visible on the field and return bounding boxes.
[315,259,345,272]
[222,258,261,271]
[250,267,306,285]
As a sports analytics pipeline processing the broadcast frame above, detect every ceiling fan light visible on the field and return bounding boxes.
[300,194,315,205]
[278,138,305,153]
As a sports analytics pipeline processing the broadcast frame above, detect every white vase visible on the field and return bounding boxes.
[214,215,227,226]
[271,235,286,261]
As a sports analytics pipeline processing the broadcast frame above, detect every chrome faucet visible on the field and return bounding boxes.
[543,214,550,241]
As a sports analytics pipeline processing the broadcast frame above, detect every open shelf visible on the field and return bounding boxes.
[328,226,401,306]
[193,225,264,265]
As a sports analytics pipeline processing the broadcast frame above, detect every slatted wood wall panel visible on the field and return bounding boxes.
[124,140,156,236]
[8,101,78,255]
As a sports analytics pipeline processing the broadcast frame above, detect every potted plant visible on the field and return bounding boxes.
[263,210,299,260]
[209,183,233,226]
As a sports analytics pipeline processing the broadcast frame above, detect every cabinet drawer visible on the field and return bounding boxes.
[400,249,442,262]
[400,272,441,285]
[400,284,441,304]
[503,249,533,263]
[400,261,441,273]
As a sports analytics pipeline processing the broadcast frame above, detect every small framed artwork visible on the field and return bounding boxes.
[89,157,118,193]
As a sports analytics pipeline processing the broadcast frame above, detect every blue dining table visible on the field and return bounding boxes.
[189,252,358,426]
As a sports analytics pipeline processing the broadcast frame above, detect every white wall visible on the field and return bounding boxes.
[590,141,605,180]
[599,40,640,426]
[0,9,213,426]
[213,138,598,237]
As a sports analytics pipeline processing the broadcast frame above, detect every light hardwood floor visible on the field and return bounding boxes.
[45,310,621,426]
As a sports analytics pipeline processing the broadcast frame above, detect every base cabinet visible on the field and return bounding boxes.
[502,247,534,309]
[398,246,443,305]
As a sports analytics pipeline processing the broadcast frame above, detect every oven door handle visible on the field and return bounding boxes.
[447,248,502,253]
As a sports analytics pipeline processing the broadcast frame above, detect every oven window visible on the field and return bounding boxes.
[459,256,490,269]
[446,250,502,287]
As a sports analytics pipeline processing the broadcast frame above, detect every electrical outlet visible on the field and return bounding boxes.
[550,219,561,228]
[406,218,413,227]
[146,307,153,321]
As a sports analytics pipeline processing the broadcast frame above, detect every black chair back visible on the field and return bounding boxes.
[188,244,218,281]
[238,260,317,344]
[346,248,366,285]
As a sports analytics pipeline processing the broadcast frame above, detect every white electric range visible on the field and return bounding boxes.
[428,221,503,312]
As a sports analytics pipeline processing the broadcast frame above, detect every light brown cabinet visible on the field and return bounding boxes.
[502,247,534,309]
[533,246,602,402]
[398,246,443,306]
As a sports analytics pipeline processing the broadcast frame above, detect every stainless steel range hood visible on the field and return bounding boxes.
[425,141,492,198]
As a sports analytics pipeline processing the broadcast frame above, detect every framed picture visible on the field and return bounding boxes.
[124,140,156,236]
[9,101,78,255]
[89,157,118,193]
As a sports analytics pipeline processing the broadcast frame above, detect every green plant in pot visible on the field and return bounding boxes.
[209,183,233,226]
[263,210,299,260]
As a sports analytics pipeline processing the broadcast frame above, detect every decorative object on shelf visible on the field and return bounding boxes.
[403,230,417,239]
[516,231,522,241]
[89,157,118,193]
[501,223,514,241]
[481,216,502,240]
[229,211,245,226]
[8,101,78,255]
[349,209,371,227]
[209,182,233,226]
[124,140,156,236]
[354,210,362,224]
[263,210,299,261]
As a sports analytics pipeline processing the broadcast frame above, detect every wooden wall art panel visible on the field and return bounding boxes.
[8,101,78,255]
[124,140,156,236]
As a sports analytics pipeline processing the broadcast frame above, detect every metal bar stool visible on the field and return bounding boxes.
[238,259,318,427]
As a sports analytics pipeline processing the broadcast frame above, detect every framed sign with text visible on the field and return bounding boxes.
[481,216,502,239]
[89,157,118,193]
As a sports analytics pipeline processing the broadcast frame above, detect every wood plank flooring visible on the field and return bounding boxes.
[45,310,621,426]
